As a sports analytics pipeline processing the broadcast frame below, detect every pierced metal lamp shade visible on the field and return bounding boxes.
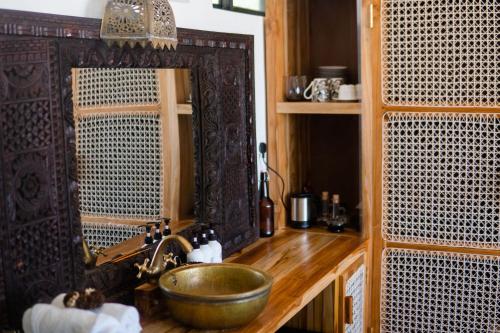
[100,0,178,50]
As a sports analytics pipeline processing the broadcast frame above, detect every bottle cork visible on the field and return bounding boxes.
[332,194,340,204]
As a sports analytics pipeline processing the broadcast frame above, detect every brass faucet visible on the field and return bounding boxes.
[82,238,106,269]
[135,235,193,281]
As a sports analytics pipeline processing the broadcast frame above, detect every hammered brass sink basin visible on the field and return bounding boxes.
[159,263,273,329]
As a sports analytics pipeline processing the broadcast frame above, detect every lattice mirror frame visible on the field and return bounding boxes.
[0,9,258,329]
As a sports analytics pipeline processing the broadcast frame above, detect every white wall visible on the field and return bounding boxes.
[0,0,267,172]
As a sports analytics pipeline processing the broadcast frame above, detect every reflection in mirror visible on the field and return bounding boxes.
[71,68,194,267]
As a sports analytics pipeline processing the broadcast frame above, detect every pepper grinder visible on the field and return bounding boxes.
[318,191,330,224]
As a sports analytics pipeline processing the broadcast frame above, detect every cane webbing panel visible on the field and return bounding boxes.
[382,112,500,249]
[82,221,145,249]
[381,248,500,333]
[381,0,499,107]
[345,264,365,333]
[76,113,163,220]
[75,68,160,108]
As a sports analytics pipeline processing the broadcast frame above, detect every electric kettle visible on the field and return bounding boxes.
[290,193,316,229]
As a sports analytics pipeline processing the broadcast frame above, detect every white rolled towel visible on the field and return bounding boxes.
[51,294,141,333]
[51,293,66,308]
[98,303,141,333]
[22,303,126,333]
[92,312,127,333]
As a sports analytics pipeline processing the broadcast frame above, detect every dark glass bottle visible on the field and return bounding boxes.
[154,222,162,242]
[144,225,153,245]
[162,217,171,237]
[259,172,274,237]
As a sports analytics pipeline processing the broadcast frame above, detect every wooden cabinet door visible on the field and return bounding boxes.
[335,255,366,333]
[367,0,500,331]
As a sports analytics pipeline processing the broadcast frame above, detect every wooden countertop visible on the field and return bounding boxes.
[142,227,366,333]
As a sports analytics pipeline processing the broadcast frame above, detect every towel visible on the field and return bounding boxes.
[22,303,126,333]
[51,294,66,308]
[51,293,141,333]
[98,303,141,333]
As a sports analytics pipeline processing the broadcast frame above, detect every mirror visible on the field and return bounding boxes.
[71,68,195,266]
[0,12,259,326]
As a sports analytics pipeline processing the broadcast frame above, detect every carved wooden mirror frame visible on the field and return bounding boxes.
[0,9,258,329]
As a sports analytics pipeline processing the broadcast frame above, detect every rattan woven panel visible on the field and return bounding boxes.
[382,112,500,249]
[75,68,160,108]
[381,248,500,333]
[82,222,145,249]
[76,113,163,220]
[345,264,365,333]
[381,0,499,107]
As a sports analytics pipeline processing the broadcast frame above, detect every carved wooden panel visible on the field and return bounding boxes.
[0,37,85,328]
[219,48,257,252]
[0,9,257,329]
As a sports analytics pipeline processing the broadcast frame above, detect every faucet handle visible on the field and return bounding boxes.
[90,245,107,257]
[135,258,150,279]
[163,252,178,268]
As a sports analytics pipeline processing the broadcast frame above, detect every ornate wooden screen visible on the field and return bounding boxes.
[0,37,86,328]
[0,9,258,329]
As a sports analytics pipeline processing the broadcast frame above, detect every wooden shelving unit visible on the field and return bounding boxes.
[277,102,362,115]
[266,0,364,234]
[265,1,373,328]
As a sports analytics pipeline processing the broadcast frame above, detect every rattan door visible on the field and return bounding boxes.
[370,0,500,332]
[337,255,366,333]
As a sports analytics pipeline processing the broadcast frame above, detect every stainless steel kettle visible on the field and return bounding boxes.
[290,193,315,228]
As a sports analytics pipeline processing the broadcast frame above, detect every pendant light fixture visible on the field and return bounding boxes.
[100,0,178,50]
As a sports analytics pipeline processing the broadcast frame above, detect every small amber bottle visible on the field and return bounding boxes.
[259,172,275,237]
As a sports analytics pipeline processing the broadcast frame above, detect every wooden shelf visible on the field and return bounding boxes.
[176,103,192,115]
[277,102,361,115]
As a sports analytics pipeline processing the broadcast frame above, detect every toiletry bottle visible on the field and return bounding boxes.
[143,225,153,246]
[187,237,206,263]
[162,218,171,238]
[208,229,222,263]
[154,222,162,242]
[199,233,213,263]
[259,171,274,237]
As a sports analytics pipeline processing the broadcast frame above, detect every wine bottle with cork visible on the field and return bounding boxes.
[259,171,274,237]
